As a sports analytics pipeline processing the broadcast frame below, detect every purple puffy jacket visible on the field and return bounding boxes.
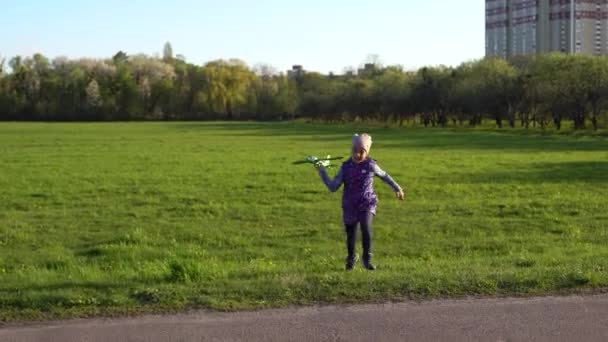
[319,158,401,224]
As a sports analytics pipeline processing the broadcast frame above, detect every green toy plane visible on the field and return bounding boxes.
[293,155,343,169]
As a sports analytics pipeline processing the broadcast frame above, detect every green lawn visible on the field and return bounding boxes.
[0,122,607,321]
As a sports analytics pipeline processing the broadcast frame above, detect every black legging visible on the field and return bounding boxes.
[344,211,374,259]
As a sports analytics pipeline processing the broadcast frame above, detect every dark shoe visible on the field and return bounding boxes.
[363,253,376,271]
[345,254,359,271]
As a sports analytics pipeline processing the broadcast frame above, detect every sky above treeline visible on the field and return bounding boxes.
[0,0,484,74]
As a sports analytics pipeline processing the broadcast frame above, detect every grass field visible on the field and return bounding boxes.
[0,121,607,321]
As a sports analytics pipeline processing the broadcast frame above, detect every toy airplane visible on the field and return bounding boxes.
[293,155,344,168]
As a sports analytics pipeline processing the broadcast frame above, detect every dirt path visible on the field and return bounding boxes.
[2,294,608,341]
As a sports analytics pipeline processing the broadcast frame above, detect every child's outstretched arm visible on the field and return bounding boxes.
[373,164,405,200]
[318,165,344,192]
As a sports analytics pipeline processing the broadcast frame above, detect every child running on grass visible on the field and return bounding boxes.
[317,133,405,271]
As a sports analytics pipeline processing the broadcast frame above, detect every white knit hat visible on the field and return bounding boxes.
[352,133,372,152]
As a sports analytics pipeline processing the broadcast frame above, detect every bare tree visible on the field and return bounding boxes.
[253,63,278,78]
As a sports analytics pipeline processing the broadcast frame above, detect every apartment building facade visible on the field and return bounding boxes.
[486,0,608,58]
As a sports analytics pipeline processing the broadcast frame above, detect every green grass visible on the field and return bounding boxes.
[0,121,607,321]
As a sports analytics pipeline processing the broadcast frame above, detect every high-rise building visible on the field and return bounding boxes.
[486,0,608,58]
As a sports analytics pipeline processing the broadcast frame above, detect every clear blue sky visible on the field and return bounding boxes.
[1,0,484,74]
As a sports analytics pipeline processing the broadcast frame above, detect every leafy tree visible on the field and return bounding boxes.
[373,66,409,125]
[199,59,256,119]
[469,58,519,128]
[586,57,608,130]
[0,50,607,129]
[112,51,128,65]
[411,66,453,127]
[163,42,174,62]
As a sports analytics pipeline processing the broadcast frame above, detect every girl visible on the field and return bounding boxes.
[317,133,405,271]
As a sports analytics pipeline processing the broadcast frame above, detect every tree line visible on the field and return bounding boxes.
[1,44,607,130]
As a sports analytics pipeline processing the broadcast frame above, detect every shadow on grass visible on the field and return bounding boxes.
[382,133,608,152]
[458,161,608,184]
[169,122,608,152]
[0,280,189,309]
[0,281,127,293]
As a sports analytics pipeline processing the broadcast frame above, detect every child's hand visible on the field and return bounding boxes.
[396,189,405,201]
